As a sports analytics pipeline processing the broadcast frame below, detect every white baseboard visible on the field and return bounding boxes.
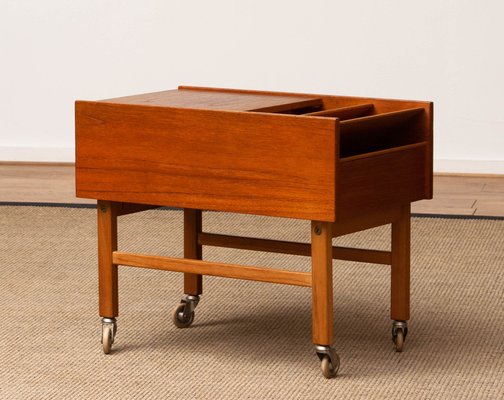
[0,146,74,163]
[434,159,504,175]
[1,147,503,175]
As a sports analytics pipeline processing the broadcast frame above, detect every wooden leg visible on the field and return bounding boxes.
[391,204,411,321]
[98,200,118,318]
[311,221,333,346]
[184,209,203,295]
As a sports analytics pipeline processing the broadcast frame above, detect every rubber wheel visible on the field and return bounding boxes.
[172,304,194,328]
[394,329,404,352]
[321,355,339,379]
[102,325,113,354]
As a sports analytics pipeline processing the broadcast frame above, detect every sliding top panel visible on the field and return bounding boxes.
[101,88,322,113]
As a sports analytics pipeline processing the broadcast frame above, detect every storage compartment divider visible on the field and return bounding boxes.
[339,107,425,133]
[305,103,374,119]
[339,142,428,163]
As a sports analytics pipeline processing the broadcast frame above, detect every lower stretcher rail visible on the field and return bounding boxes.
[113,251,313,287]
[198,232,392,265]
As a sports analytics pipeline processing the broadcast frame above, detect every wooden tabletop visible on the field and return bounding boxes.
[101,88,322,113]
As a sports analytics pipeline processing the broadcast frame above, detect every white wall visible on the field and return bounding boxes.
[0,0,503,173]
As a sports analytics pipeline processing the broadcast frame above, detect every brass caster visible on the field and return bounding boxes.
[172,304,195,328]
[172,295,199,328]
[321,355,339,378]
[101,318,117,354]
[392,321,408,352]
[315,345,340,379]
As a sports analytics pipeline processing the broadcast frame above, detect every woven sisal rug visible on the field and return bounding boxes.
[0,206,503,399]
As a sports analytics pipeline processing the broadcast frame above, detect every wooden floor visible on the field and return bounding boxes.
[0,164,503,216]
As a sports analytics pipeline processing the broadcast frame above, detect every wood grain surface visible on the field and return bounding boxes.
[184,209,203,295]
[198,232,391,265]
[76,101,337,221]
[97,200,118,317]
[391,204,411,321]
[337,144,427,218]
[176,86,434,199]
[102,88,322,113]
[311,221,333,345]
[114,252,312,287]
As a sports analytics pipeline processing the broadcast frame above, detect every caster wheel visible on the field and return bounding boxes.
[392,321,407,352]
[321,354,339,379]
[316,346,340,379]
[102,324,113,354]
[394,328,405,352]
[173,304,194,328]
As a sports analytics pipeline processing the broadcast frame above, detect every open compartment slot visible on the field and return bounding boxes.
[255,98,375,119]
[339,107,426,158]
[250,98,323,114]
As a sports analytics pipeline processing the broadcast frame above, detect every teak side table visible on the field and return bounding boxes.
[75,86,433,378]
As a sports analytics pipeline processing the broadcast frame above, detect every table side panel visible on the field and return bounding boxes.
[75,102,337,221]
[337,144,428,219]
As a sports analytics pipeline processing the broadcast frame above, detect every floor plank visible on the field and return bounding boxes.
[482,182,504,193]
[411,206,476,216]
[413,198,476,209]
[473,200,504,217]
[0,164,94,204]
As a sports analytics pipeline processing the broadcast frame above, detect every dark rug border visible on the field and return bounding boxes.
[1,201,503,221]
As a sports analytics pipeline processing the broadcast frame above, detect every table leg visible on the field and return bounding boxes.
[171,209,203,329]
[97,200,118,318]
[311,221,339,377]
[391,204,410,322]
[184,209,202,295]
[311,221,334,345]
